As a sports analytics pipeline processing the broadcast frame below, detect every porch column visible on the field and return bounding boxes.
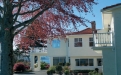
[30,53,34,71]
[37,55,40,71]
[49,56,53,67]
[113,11,121,75]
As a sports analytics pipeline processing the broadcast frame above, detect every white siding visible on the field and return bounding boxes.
[47,39,67,56]
[68,34,102,56]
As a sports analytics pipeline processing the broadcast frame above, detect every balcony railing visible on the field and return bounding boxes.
[30,48,47,53]
[93,32,114,47]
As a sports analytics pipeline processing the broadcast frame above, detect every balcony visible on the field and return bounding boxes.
[30,47,47,56]
[93,32,114,49]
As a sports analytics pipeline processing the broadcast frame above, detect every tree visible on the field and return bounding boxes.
[0,0,97,75]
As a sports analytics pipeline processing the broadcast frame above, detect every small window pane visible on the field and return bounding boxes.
[80,59,88,66]
[89,42,93,46]
[74,38,78,42]
[89,59,93,66]
[79,38,82,41]
[89,38,93,41]
[53,57,59,66]
[97,59,102,66]
[75,59,79,66]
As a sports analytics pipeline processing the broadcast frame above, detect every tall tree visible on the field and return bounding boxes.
[0,0,97,75]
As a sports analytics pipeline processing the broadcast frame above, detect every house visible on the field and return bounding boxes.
[47,28,102,72]
[92,3,121,75]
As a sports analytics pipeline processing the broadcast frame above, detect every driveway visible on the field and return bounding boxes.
[14,70,47,75]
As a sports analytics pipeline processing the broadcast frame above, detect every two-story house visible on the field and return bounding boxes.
[92,3,121,75]
[47,28,102,72]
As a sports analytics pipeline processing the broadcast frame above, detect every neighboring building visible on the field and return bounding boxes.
[92,3,121,75]
[47,28,102,72]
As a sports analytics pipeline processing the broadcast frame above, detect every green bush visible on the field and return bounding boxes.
[64,70,70,75]
[58,62,63,66]
[65,63,70,66]
[89,71,103,75]
[73,70,93,73]
[41,62,50,70]
[56,65,63,72]
[48,66,56,73]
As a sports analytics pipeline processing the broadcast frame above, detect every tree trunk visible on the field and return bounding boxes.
[1,30,14,75]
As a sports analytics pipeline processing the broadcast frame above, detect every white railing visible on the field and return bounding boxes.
[30,48,47,53]
[93,32,114,47]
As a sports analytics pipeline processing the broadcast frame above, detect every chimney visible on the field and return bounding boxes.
[91,21,97,33]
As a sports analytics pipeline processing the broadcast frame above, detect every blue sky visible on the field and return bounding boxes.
[77,0,121,30]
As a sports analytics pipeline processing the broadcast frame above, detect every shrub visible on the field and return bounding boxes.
[95,68,99,72]
[64,70,70,75]
[58,62,63,66]
[89,71,103,75]
[73,70,93,73]
[41,62,50,70]
[56,65,63,72]
[66,63,70,66]
[63,66,70,71]
[13,62,26,72]
[48,66,56,73]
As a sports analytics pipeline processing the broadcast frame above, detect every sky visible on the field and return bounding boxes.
[77,0,121,30]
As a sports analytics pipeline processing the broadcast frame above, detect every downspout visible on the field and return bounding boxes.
[66,37,69,63]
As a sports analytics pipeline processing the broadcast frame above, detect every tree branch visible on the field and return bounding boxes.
[13,0,22,24]
[13,6,50,32]
[13,0,54,35]
[14,25,26,36]
[17,7,41,15]
[0,6,3,14]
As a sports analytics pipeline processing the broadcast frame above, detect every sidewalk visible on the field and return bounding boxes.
[14,70,47,75]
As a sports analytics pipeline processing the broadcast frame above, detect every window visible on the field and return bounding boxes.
[52,39,60,48]
[53,57,66,66]
[89,37,93,47]
[75,59,93,66]
[74,38,82,47]
[97,58,102,66]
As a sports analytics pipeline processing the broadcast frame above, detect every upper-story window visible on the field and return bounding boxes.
[74,38,82,47]
[52,39,60,48]
[89,37,93,47]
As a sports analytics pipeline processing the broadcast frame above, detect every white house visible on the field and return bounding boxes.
[92,3,121,75]
[47,28,102,72]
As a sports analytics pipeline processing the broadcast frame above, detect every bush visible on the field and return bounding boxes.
[41,62,50,70]
[66,63,70,66]
[48,66,56,73]
[56,65,63,72]
[58,62,63,66]
[13,62,26,72]
[72,70,94,74]
[64,70,70,75]
[89,71,103,75]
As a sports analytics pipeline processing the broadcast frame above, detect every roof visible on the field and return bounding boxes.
[101,3,121,11]
[68,28,93,35]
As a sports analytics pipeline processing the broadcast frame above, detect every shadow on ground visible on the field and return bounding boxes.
[14,72,35,74]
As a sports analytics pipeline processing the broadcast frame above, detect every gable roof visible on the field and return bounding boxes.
[101,3,121,11]
[69,28,93,35]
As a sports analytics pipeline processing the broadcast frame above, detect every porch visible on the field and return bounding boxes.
[93,32,114,50]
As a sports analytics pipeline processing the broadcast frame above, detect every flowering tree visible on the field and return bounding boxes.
[0,0,97,75]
